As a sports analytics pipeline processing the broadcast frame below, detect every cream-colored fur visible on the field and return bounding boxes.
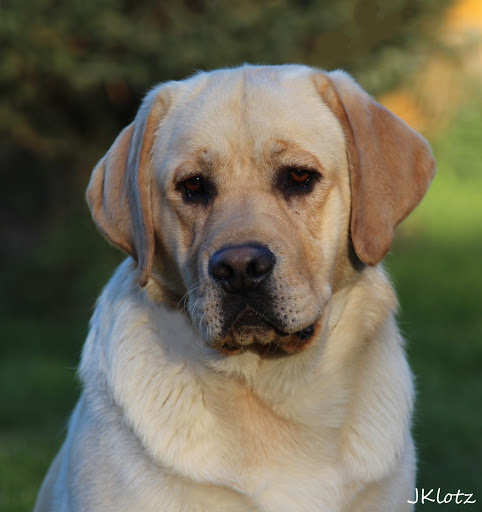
[35,65,434,512]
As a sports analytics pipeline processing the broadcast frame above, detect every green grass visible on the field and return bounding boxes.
[384,101,482,508]
[387,237,482,503]
[0,319,82,511]
[1,100,481,511]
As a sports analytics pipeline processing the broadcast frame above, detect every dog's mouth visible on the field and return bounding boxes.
[216,308,318,357]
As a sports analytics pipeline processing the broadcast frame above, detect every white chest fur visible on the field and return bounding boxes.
[74,261,414,512]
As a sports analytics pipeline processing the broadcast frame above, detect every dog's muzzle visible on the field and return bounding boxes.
[207,244,317,356]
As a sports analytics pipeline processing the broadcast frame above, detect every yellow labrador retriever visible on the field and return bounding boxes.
[35,65,435,512]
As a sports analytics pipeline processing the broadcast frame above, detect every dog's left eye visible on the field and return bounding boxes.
[288,169,311,185]
[282,167,319,195]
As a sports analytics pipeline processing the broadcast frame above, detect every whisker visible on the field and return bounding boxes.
[177,284,201,312]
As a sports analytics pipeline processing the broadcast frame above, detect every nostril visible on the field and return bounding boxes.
[250,249,275,277]
[246,261,258,278]
[211,262,232,280]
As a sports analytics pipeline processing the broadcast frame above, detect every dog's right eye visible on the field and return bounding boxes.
[179,176,210,204]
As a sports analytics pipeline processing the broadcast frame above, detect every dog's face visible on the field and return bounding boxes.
[87,65,435,357]
[155,69,351,355]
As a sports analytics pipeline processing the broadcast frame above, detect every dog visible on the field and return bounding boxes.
[35,64,435,512]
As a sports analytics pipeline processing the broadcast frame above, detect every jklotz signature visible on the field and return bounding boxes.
[408,488,476,505]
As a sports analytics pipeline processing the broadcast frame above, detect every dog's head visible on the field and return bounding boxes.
[87,65,434,357]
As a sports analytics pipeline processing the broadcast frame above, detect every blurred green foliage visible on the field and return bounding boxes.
[1,0,448,166]
[0,3,448,185]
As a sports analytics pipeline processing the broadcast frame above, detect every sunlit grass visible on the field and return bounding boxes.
[402,171,482,241]
[401,99,482,242]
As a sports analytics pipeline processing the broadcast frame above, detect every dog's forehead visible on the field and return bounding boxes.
[154,66,346,176]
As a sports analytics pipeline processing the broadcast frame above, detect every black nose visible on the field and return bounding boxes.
[209,244,276,294]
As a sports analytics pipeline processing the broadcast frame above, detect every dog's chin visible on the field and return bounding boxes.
[213,309,319,357]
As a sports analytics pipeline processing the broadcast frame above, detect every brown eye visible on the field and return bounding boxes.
[178,175,212,204]
[289,169,310,184]
[184,176,202,192]
[279,167,319,197]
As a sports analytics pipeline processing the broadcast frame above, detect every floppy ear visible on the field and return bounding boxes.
[316,70,435,265]
[86,87,170,286]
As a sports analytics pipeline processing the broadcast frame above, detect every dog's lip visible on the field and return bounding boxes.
[232,308,283,332]
[231,308,310,339]
[217,308,319,356]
